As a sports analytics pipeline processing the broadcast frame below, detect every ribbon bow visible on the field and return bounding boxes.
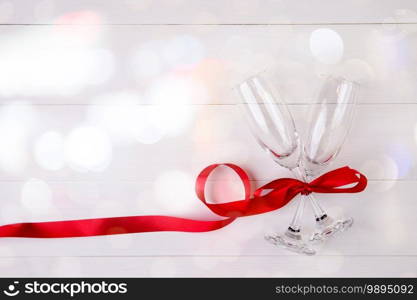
[0,164,367,238]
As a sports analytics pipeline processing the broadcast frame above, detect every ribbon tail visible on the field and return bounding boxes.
[0,216,235,238]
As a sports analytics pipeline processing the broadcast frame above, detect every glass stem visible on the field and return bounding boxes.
[292,167,328,221]
[288,194,305,232]
[287,166,308,232]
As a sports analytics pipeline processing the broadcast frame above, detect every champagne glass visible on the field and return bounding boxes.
[237,74,315,255]
[303,76,358,242]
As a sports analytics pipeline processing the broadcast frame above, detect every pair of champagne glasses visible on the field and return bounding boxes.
[237,73,358,255]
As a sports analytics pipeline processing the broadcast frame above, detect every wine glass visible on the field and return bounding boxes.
[237,73,315,255]
[303,76,358,242]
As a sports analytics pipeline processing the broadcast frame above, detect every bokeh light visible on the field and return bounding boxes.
[147,75,207,105]
[87,92,166,145]
[0,45,114,96]
[34,131,65,171]
[0,103,38,174]
[133,106,166,144]
[361,154,399,180]
[310,28,344,64]
[130,35,205,82]
[0,23,113,96]
[21,178,53,215]
[88,78,201,144]
[154,104,194,138]
[386,143,413,178]
[145,76,203,136]
[87,92,145,143]
[360,154,399,192]
[192,114,233,144]
[64,126,112,172]
[153,170,197,214]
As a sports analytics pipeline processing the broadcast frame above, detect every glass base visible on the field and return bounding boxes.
[265,228,316,256]
[310,216,354,243]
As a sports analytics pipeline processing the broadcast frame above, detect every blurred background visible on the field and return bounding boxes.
[0,0,416,277]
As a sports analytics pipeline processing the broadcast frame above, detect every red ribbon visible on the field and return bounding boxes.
[0,165,367,238]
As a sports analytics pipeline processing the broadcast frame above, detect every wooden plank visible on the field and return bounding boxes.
[0,25,417,104]
[0,256,415,277]
[1,1,417,25]
[0,180,415,256]
[0,104,414,181]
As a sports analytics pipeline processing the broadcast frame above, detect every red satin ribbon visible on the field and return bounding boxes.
[0,164,367,238]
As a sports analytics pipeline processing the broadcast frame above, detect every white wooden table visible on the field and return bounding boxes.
[0,0,416,277]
